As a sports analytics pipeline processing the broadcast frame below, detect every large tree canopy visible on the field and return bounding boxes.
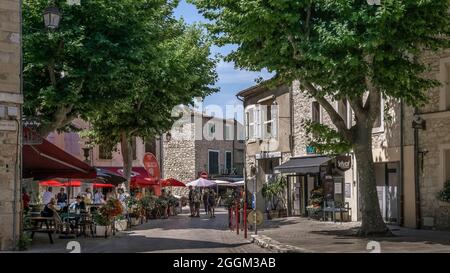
[23,0,185,136]
[24,0,218,188]
[191,0,450,235]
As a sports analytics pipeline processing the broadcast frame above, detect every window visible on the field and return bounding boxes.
[445,63,450,110]
[145,140,156,154]
[245,106,258,140]
[225,151,232,173]
[312,101,321,123]
[225,124,233,140]
[208,150,220,175]
[207,123,215,138]
[99,145,112,160]
[337,99,349,128]
[262,102,278,139]
[64,132,80,156]
[445,149,450,183]
[372,94,384,133]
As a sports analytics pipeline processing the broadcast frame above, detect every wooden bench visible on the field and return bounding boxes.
[25,217,57,244]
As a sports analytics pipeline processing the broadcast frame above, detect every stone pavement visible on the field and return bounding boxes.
[21,207,270,253]
[244,216,450,253]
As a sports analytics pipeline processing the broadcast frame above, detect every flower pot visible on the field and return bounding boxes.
[115,219,128,231]
[131,217,141,226]
[96,225,109,237]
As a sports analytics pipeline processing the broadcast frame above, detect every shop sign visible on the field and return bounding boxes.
[143,153,161,180]
[306,146,316,155]
[0,120,17,131]
[336,156,352,171]
[255,151,281,159]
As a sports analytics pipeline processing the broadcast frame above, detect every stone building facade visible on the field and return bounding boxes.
[0,0,21,250]
[238,49,450,229]
[162,110,245,193]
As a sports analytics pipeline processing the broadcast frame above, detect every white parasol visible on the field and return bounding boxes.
[186,178,216,187]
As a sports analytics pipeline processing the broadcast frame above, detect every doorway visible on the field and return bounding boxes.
[287,175,308,216]
[375,162,400,224]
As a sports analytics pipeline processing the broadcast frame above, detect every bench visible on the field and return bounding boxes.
[25,217,57,244]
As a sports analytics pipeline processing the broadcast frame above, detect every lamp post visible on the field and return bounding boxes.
[43,6,61,29]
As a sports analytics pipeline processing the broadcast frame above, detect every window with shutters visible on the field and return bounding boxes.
[99,145,113,160]
[245,105,257,141]
[261,102,278,139]
[312,101,321,124]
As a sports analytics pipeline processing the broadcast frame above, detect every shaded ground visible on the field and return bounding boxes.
[246,216,450,253]
[22,207,270,253]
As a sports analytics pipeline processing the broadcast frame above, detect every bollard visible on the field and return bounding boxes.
[235,201,239,235]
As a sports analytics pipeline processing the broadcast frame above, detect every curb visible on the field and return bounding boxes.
[251,234,314,253]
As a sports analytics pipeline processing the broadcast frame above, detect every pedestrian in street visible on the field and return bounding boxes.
[208,189,216,218]
[42,187,53,205]
[84,188,93,204]
[193,188,201,217]
[93,189,105,205]
[203,188,209,215]
[188,186,195,217]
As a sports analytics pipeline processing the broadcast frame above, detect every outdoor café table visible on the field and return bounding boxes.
[60,212,82,236]
[27,217,55,244]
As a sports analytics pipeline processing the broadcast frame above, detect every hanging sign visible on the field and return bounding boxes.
[336,156,352,171]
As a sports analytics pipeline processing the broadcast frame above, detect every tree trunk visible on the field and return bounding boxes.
[120,132,133,190]
[353,126,392,236]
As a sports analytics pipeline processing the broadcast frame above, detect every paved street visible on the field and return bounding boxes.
[24,208,271,253]
[252,216,450,253]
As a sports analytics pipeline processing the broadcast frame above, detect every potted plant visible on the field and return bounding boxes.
[114,215,128,231]
[262,177,288,218]
[438,180,450,206]
[93,213,110,237]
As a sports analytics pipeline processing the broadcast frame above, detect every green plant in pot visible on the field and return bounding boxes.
[439,181,450,202]
[93,213,110,226]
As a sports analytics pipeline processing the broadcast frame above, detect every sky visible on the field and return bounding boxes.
[173,0,273,122]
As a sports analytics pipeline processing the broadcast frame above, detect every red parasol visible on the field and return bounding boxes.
[62,180,82,187]
[93,183,114,188]
[160,178,186,187]
[39,180,64,187]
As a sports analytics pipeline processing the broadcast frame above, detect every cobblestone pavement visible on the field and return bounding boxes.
[23,208,271,253]
[248,216,450,253]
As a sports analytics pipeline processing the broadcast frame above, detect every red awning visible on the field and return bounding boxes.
[23,133,96,180]
[99,167,159,187]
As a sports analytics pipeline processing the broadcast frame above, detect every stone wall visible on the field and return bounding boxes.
[0,0,21,250]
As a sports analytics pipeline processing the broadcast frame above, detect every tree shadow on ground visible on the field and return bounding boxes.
[309,227,450,246]
[26,232,254,253]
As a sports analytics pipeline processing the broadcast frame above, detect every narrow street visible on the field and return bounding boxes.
[25,208,270,253]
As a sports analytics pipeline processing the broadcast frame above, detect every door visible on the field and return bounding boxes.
[287,175,303,216]
[375,162,399,224]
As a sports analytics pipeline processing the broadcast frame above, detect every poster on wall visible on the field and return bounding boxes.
[334,182,342,194]
[345,183,351,198]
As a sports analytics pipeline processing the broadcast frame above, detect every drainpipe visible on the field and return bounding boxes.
[160,134,164,178]
[236,94,248,235]
[399,99,404,226]
[413,107,421,229]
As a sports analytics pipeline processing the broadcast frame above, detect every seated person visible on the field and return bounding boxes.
[41,198,58,217]
[69,196,86,212]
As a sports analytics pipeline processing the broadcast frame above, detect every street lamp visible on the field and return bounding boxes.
[43,6,61,29]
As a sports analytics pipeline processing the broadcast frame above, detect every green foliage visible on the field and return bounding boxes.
[17,233,32,251]
[261,176,287,210]
[439,181,450,202]
[192,0,450,106]
[24,0,217,138]
[93,212,110,226]
[304,120,352,155]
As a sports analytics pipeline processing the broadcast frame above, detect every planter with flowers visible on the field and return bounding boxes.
[94,199,123,237]
[307,188,324,219]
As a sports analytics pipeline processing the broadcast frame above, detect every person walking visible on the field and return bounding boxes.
[193,188,201,217]
[203,188,209,215]
[208,189,216,218]
[188,186,195,217]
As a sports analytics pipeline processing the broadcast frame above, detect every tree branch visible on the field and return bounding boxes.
[301,81,352,141]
